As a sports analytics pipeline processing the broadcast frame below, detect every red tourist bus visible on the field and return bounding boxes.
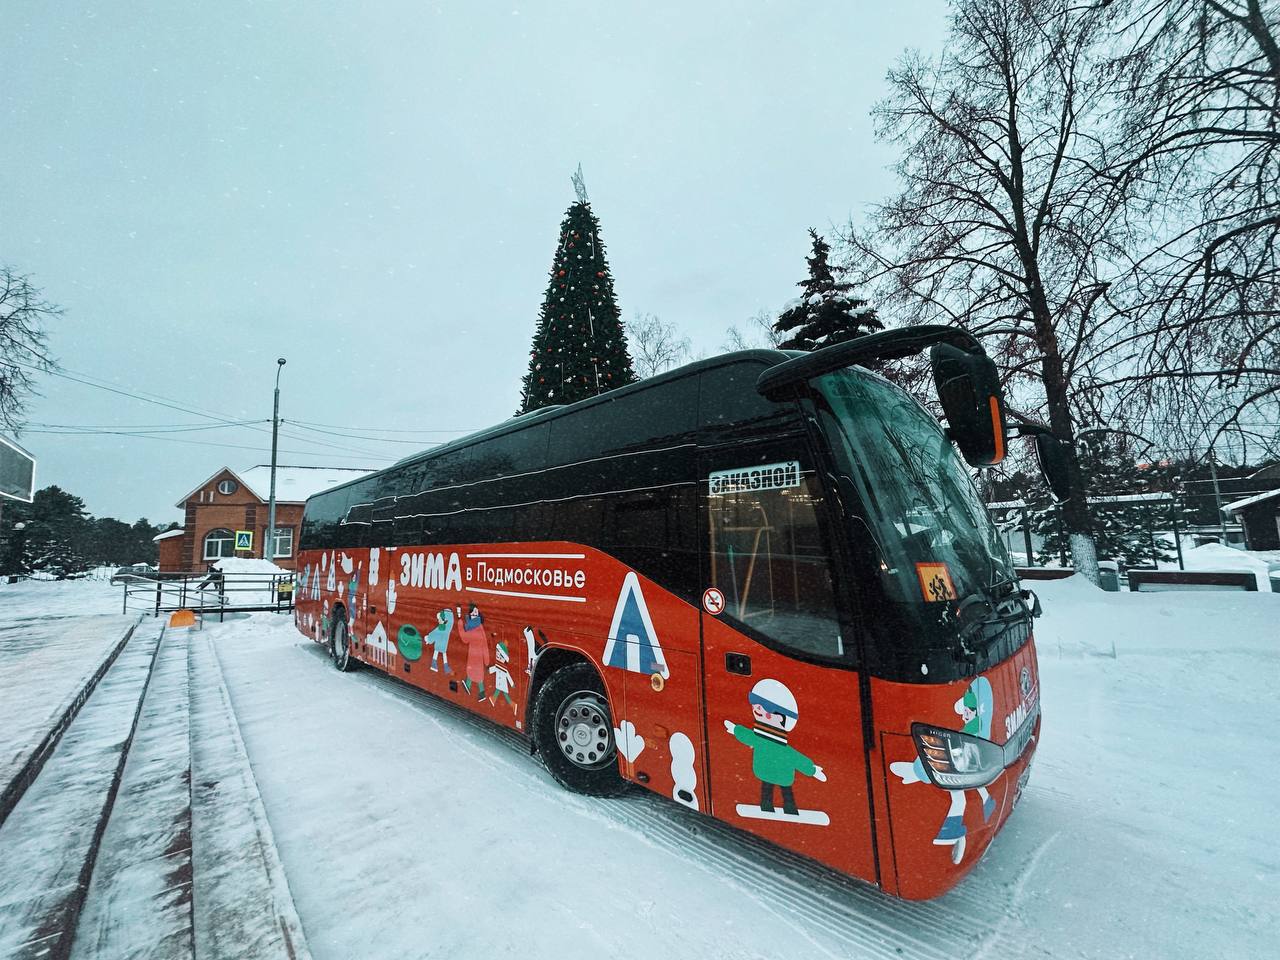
[295,326,1054,899]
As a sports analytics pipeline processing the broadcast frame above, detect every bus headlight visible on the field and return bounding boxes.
[910,723,1005,789]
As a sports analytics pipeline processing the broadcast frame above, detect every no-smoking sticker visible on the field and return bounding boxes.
[702,587,725,616]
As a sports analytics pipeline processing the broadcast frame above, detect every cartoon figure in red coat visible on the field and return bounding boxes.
[458,603,490,701]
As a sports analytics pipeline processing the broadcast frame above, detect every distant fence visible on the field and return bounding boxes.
[121,571,294,620]
[988,493,1194,570]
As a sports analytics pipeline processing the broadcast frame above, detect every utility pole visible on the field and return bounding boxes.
[1208,447,1228,544]
[265,358,286,562]
[1170,486,1185,570]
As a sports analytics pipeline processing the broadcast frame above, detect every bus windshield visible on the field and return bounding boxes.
[814,367,1015,606]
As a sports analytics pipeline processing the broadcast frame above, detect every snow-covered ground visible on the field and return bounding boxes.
[2,578,1276,958]
[0,575,124,616]
[0,584,133,796]
[1158,541,1280,590]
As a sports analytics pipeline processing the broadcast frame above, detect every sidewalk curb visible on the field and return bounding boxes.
[191,630,312,960]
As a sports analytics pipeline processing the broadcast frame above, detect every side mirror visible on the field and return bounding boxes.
[929,343,1008,467]
[1034,433,1072,502]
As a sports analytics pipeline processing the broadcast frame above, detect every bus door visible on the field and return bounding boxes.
[698,441,877,883]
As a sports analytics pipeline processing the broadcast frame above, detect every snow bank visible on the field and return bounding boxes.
[212,558,291,576]
[0,577,122,616]
[1031,572,1278,655]
[1159,541,1277,590]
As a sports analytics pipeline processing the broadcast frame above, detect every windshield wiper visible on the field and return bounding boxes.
[955,588,1030,657]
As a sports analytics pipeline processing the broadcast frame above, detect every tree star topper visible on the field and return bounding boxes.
[571,163,589,204]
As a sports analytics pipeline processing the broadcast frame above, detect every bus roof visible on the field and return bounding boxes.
[309,349,795,503]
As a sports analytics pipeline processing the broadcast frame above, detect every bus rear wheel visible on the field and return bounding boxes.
[331,617,356,673]
[532,663,625,797]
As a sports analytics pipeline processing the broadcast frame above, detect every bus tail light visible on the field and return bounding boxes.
[909,723,1005,789]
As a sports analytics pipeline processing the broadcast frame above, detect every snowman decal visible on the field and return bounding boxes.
[669,732,699,811]
[890,676,996,864]
[723,679,830,826]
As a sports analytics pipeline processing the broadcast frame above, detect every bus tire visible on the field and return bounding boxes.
[331,616,356,673]
[532,662,625,797]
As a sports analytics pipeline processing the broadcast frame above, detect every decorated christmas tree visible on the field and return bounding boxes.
[774,229,882,351]
[519,167,636,414]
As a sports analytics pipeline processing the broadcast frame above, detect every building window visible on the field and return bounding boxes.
[270,526,294,559]
[204,528,235,559]
[217,479,238,495]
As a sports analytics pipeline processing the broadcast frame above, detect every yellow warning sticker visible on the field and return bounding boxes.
[915,562,957,603]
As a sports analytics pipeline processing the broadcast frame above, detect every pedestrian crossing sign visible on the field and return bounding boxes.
[235,530,253,551]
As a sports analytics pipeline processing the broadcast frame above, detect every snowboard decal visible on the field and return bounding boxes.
[734,804,830,826]
[723,679,830,827]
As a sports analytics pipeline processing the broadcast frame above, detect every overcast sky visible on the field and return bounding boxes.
[3,0,949,523]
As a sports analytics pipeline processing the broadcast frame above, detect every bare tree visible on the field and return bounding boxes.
[1107,0,1280,461]
[0,267,59,430]
[723,309,784,351]
[845,0,1141,580]
[626,312,693,378]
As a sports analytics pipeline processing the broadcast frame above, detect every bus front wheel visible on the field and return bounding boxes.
[331,617,356,673]
[532,663,625,797]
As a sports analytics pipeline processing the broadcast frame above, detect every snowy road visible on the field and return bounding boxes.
[206,580,1279,960]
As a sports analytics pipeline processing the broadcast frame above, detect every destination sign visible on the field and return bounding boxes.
[708,460,801,496]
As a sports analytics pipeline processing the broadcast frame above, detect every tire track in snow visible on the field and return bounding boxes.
[972,829,1061,960]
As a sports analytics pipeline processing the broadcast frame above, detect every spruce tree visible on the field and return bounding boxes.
[774,229,882,351]
[9,485,92,579]
[1029,440,1187,569]
[520,169,636,413]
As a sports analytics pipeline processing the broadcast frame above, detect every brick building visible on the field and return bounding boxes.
[155,464,371,573]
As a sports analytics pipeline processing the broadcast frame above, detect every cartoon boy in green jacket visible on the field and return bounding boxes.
[724,678,827,816]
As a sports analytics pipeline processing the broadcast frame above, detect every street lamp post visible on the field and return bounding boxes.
[265,358,286,562]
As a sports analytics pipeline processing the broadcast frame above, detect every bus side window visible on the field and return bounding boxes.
[303,486,353,552]
[342,499,371,548]
[386,462,421,547]
[602,480,699,602]
[698,363,796,443]
[706,462,843,660]
[465,423,550,545]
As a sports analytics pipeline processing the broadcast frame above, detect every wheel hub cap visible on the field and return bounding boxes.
[555,691,614,770]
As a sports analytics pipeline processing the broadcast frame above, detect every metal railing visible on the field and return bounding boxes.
[122,571,294,621]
